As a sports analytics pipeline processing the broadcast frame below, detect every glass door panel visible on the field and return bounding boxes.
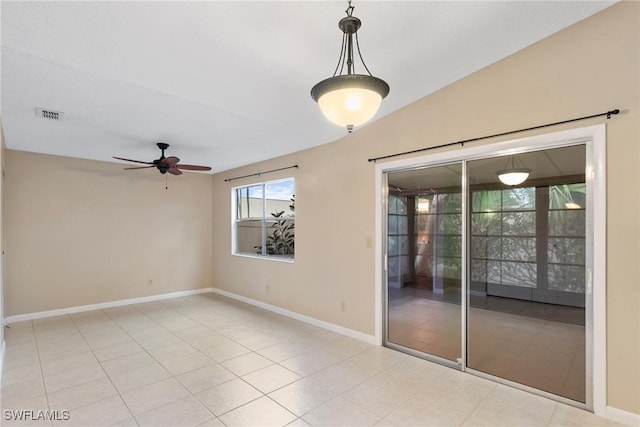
[466,145,586,402]
[385,163,463,364]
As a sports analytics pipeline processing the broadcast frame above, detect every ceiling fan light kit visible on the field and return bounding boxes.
[311,0,389,133]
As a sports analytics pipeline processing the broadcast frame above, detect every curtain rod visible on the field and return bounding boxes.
[367,109,620,163]
[224,165,299,183]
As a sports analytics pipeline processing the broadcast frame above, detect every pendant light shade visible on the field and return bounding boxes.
[312,75,388,129]
[497,169,531,186]
[311,1,389,133]
[497,155,531,186]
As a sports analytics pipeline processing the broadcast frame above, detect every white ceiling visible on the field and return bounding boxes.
[1,1,614,174]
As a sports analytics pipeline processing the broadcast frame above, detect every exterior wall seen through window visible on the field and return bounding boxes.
[234,178,295,260]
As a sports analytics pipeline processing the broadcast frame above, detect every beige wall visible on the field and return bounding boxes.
[4,150,213,316]
[211,2,639,414]
[1,120,5,350]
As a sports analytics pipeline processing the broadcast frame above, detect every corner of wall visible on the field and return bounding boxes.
[0,117,6,377]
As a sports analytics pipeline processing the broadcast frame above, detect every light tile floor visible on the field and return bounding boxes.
[1,293,623,427]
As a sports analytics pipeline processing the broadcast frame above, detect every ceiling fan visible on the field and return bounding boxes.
[113,143,211,175]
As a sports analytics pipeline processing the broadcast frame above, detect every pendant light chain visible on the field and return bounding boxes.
[333,0,355,78]
[346,0,354,17]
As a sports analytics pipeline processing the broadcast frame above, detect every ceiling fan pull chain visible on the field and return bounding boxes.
[166,174,168,190]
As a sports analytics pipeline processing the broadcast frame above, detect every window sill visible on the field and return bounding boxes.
[232,253,295,264]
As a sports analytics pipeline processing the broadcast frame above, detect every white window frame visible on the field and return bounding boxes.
[231,178,295,262]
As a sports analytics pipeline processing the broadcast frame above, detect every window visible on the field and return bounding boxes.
[416,192,463,283]
[547,183,586,293]
[387,194,409,287]
[471,187,538,289]
[470,183,585,306]
[233,178,295,260]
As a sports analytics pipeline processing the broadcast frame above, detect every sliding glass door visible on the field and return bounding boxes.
[383,144,588,404]
[385,163,463,365]
[466,145,586,403]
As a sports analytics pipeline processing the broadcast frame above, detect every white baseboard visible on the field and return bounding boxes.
[5,288,213,324]
[607,406,640,427]
[211,288,377,345]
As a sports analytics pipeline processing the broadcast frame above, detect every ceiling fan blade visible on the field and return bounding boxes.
[160,156,180,166]
[113,156,154,165]
[124,165,156,170]
[168,167,183,175]
[176,164,212,171]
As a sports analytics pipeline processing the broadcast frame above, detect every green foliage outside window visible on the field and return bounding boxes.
[259,195,295,256]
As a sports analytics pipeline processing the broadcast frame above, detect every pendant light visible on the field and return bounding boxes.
[497,155,531,186]
[311,0,389,133]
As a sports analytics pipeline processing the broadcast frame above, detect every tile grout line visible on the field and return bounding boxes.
[545,402,561,427]
[458,381,498,426]
[267,342,400,423]
[31,319,54,427]
[172,298,319,423]
[100,304,221,425]
[72,305,216,424]
[168,297,348,424]
[126,298,296,422]
[103,299,293,423]
[66,310,140,426]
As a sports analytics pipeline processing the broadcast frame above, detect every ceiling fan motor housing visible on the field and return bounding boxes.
[155,143,169,172]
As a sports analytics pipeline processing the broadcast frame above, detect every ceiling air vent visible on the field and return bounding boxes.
[35,108,64,121]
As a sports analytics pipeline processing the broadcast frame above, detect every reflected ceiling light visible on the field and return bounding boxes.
[497,155,531,186]
[565,202,582,209]
[311,0,389,133]
[498,170,530,186]
[417,198,430,213]
[496,156,531,185]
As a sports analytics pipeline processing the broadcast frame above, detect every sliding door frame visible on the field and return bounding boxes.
[374,124,606,415]
[382,161,467,370]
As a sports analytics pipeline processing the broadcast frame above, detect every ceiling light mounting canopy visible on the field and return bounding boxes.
[497,155,531,186]
[311,0,389,133]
